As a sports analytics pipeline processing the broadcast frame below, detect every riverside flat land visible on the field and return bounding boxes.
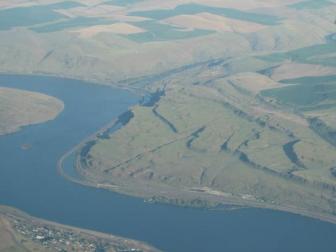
[0,87,64,135]
[1,0,336,222]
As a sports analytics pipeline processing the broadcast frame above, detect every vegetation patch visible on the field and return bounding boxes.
[261,75,336,109]
[0,2,83,30]
[258,39,336,67]
[104,0,145,7]
[31,16,114,33]
[289,0,334,10]
[130,3,281,25]
[127,20,214,42]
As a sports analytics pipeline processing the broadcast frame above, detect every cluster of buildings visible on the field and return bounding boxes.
[8,216,143,252]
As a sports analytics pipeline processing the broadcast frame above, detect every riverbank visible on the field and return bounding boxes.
[0,70,145,95]
[0,205,160,252]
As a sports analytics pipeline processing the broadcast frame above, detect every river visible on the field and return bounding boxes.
[0,74,336,252]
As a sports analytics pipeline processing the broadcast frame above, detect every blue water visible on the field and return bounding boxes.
[0,74,336,252]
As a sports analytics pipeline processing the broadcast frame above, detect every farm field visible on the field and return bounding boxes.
[0,0,335,85]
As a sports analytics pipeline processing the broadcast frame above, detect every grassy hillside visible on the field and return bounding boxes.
[61,0,336,220]
[0,0,335,85]
[82,62,336,217]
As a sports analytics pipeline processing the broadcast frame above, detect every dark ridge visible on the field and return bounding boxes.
[308,117,336,148]
[227,80,251,96]
[98,129,113,140]
[236,151,250,163]
[199,167,207,185]
[257,65,279,77]
[255,131,261,139]
[117,110,134,126]
[80,140,97,159]
[220,133,234,151]
[234,149,281,174]
[152,105,178,133]
[235,151,336,192]
[231,148,336,192]
[141,89,165,107]
[235,130,261,150]
[147,171,154,180]
[118,57,229,88]
[233,149,308,185]
[201,93,288,137]
[255,118,266,127]
[98,111,134,139]
[326,33,336,43]
[330,167,336,178]
[220,101,272,130]
[207,59,224,68]
[186,126,206,149]
[38,50,54,64]
[283,140,305,168]
[79,140,97,168]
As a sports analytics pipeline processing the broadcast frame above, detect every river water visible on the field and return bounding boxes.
[0,74,336,252]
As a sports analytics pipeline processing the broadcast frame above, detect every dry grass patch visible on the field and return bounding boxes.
[55,4,124,18]
[74,23,145,37]
[0,0,61,9]
[269,62,336,81]
[0,87,64,135]
[0,216,22,251]
[193,0,303,10]
[163,13,267,33]
[225,72,281,93]
[129,0,302,12]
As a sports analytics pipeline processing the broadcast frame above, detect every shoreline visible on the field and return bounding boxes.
[0,70,147,96]
[0,205,160,252]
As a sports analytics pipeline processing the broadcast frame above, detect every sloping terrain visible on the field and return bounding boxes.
[82,54,336,217]
[68,0,336,220]
[0,0,335,84]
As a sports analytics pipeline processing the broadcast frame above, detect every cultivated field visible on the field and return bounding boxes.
[0,0,335,84]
